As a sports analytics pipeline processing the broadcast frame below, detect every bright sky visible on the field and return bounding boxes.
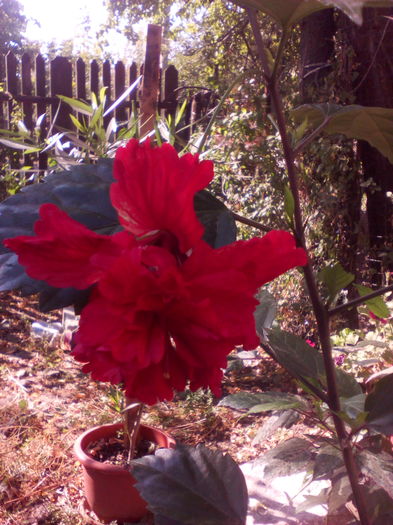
[20,0,107,43]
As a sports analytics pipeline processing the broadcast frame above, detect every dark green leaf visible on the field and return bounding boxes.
[328,470,351,514]
[0,159,118,308]
[354,284,390,318]
[267,329,362,398]
[318,263,354,304]
[335,368,363,399]
[194,190,237,248]
[38,287,91,313]
[339,393,367,426]
[313,445,343,481]
[218,391,307,412]
[358,450,393,499]
[360,486,393,524]
[293,104,393,164]
[365,375,393,435]
[260,438,316,479]
[132,445,248,525]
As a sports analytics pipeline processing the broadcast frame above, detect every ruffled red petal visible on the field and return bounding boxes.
[4,203,134,289]
[111,139,213,253]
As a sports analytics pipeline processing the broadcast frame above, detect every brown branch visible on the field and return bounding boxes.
[328,284,393,317]
[232,212,273,232]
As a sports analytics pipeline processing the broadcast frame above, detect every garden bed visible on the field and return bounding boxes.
[0,290,326,524]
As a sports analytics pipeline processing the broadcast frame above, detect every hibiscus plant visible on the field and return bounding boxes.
[0,138,306,524]
[2,2,393,524]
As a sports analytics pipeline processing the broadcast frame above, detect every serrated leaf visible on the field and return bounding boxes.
[293,104,393,164]
[365,374,393,434]
[354,284,390,318]
[132,445,248,525]
[318,262,354,304]
[219,391,307,412]
[267,329,362,398]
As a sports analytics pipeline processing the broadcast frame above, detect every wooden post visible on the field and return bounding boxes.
[139,24,162,138]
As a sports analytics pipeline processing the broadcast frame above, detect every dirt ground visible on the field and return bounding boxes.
[0,290,318,525]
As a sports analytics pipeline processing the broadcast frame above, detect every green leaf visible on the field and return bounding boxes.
[313,445,343,481]
[358,450,393,499]
[293,104,393,164]
[132,445,248,525]
[318,262,354,304]
[218,391,308,413]
[0,159,118,306]
[267,329,362,398]
[328,470,351,514]
[254,289,277,340]
[0,137,33,150]
[365,374,393,435]
[232,0,326,28]
[234,0,393,27]
[57,95,94,115]
[69,114,86,133]
[354,284,390,318]
[194,190,237,248]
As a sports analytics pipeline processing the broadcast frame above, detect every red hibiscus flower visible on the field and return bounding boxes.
[111,139,213,253]
[4,140,307,404]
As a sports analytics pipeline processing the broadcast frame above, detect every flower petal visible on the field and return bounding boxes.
[111,139,213,253]
[4,203,134,289]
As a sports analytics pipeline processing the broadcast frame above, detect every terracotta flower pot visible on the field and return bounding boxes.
[74,422,176,523]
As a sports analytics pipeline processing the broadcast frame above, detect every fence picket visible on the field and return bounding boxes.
[50,56,73,130]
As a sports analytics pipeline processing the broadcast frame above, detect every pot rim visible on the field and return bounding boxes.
[74,422,173,473]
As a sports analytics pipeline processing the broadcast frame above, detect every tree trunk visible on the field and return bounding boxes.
[300,10,336,101]
[341,9,393,284]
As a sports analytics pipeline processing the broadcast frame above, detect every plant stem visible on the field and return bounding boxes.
[247,9,370,524]
[124,397,143,463]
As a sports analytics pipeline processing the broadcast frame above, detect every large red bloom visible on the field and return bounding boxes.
[4,140,307,404]
[111,139,213,254]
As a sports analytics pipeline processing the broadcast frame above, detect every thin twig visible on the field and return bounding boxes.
[232,211,273,232]
[328,284,393,317]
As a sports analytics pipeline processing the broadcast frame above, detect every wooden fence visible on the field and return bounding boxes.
[0,51,179,132]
